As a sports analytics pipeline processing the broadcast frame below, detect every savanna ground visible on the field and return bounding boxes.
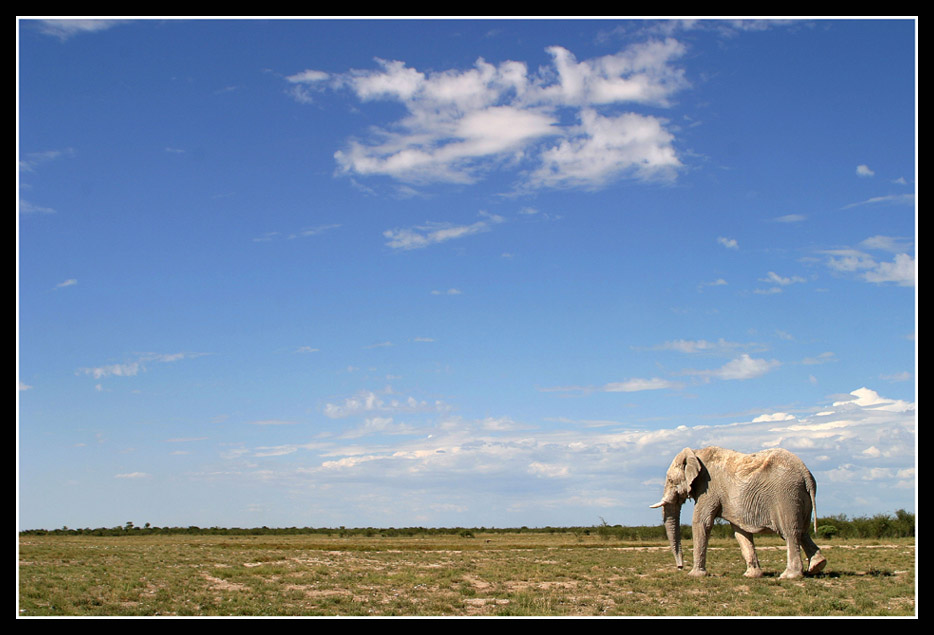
[18,532,915,617]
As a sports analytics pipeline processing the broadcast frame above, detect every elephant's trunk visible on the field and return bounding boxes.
[661,502,684,569]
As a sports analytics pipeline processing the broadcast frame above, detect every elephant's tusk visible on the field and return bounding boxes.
[649,500,666,508]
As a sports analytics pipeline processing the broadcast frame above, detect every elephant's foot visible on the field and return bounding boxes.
[743,567,764,578]
[779,568,803,580]
[688,568,708,578]
[807,555,827,575]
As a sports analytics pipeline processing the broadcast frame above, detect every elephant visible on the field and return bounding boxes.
[650,446,827,579]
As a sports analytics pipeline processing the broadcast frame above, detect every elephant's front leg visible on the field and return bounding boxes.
[731,524,763,578]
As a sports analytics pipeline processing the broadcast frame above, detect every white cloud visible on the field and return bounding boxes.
[859,235,913,253]
[751,412,797,423]
[539,39,688,107]
[602,377,680,392]
[771,214,806,223]
[822,246,915,287]
[222,386,914,525]
[37,19,125,40]
[529,109,681,189]
[114,472,150,479]
[652,338,741,354]
[856,164,875,177]
[19,200,57,215]
[760,271,806,286]
[247,420,298,426]
[862,253,915,286]
[833,387,913,413]
[19,148,76,172]
[286,69,330,84]
[717,236,738,249]
[79,361,142,379]
[323,389,450,419]
[294,39,689,190]
[384,211,504,250]
[528,461,570,478]
[841,193,914,209]
[688,354,781,381]
[77,352,207,380]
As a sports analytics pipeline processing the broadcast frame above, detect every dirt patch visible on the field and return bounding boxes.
[200,572,247,592]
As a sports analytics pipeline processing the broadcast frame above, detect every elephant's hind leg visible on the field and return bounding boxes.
[731,524,763,578]
[802,533,827,575]
[779,536,807,579]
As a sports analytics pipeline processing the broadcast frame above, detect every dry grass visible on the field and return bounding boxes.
[18,532,916,616]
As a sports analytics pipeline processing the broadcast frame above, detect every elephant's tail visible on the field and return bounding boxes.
[812,490,818,535]
[808,476,818,535]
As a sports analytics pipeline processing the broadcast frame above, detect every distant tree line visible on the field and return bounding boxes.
[19,510,914,539]
[813,509,915,540]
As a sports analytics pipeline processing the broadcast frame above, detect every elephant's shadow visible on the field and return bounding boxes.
[816,569,897,578]
[741,569,895,579]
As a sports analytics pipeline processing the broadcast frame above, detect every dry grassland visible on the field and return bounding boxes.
[18,532,916,617]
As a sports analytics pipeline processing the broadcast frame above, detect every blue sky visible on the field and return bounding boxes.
[18,18,916,531]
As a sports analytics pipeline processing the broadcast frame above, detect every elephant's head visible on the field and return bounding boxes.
[650,447,703,570]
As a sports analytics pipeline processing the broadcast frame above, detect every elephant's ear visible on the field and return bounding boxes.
[682,448,701,488]
[675,447,702,498]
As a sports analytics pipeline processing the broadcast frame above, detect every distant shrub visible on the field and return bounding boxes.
[19,509,914,540]
[817,525,838,539]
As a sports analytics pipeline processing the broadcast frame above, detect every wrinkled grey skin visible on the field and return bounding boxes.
[650,446,827,579]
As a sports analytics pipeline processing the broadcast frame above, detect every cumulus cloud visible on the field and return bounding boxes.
[289,39,689,190]
[822,239,915,287]
[529,109,681,189]
[221,385,914,525]
[832,387,913,413]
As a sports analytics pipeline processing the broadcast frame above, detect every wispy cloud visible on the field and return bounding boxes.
[717,236,738,249]
[647,338,746,355]
[754,271,807,294]
[19,148,76,172]
[77,352,208,380]
[683,354,781,381]
[114,471,150,479]
[19,201,57,215]
[323,388,451,419]
[35,19,126,40]
[771,214,806,223]
[384,212,504,250]
[540,377,682,394]
[253,224,340,242]
[841,193,915,210]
